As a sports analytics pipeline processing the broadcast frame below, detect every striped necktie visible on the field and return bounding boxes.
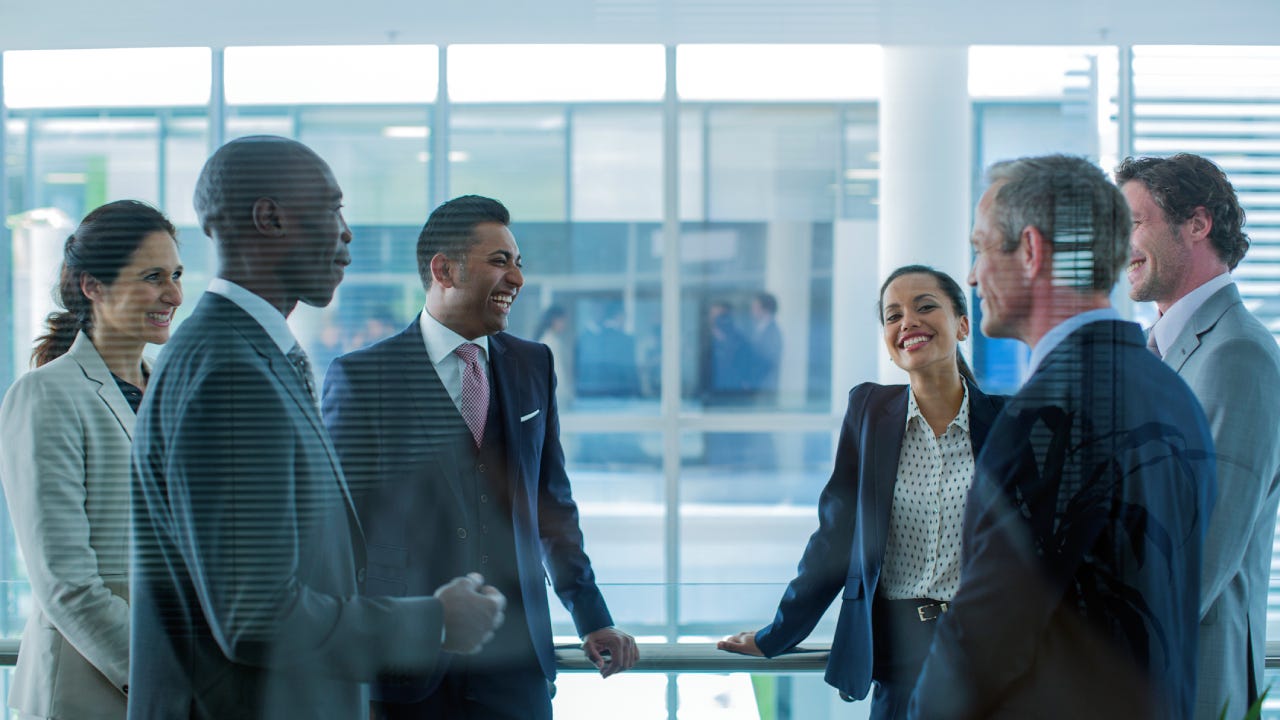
[287,344,318,403]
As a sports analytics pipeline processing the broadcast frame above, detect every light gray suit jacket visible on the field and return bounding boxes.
[1163,283,1280,720]
[0,332,138,719]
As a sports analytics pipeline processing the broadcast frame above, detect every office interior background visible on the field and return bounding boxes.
[2,1,1280,717]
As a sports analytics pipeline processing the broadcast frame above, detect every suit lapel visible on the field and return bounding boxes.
[1162,284,1239,373]
[67,332,136,439]
[210,294,359,527]
[488,334,525,502]
[870,386,909,548]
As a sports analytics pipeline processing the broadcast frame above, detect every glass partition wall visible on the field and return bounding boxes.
[5,42,1280,719]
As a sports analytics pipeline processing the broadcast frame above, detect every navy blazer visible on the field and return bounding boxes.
[909,320,1216,720]
[754,380,1004,700]
[322,318,613,701]
[129,294,444,720]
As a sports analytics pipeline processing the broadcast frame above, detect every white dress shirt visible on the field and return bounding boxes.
[206,278,298,357]
[419,307,490,415]
[1027,307,1122,377]
[879,385,975,601]
[1148,272,1234,358]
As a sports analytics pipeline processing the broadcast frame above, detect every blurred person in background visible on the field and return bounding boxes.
[535,304,575,406]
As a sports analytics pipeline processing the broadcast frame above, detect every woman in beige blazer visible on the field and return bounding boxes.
[0,200,182,720]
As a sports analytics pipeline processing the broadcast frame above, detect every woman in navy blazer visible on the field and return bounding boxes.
[719,265,1004,719]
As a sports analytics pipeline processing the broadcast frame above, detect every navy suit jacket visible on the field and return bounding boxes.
[908,320,1216,720]
[322,318,613,701]
[754,380,1004,700]
[129,294,444,720]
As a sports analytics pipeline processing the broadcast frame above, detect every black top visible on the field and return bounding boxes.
[110,372,144,413]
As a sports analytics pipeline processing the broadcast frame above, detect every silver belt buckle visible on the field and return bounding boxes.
[916,601,948,622]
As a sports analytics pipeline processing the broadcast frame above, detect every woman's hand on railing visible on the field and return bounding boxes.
[716,631,764,656]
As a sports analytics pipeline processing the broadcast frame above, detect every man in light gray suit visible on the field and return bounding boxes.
[1118,153,1280,719]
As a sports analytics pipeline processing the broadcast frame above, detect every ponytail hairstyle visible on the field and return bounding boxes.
[32,200,177,367]
[876,264,979,387]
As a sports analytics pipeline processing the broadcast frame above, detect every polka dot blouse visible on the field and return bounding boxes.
[879,385,975,602]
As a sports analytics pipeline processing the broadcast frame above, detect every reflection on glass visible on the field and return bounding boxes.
[571,109,663,222]
[679,431,836,633]
[547,435,663,630]
[451,107,566,222]
[679,106,841,413]
[299,107,432,226]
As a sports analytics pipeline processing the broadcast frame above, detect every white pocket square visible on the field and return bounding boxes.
[520,409,541,422]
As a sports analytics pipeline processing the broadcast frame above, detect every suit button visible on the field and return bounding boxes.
[457,528,467,539]
[481,554,489,564]
[357,567,367,583]
[480,494,488,503]
[481,525,488,534]
[477,464,487,473]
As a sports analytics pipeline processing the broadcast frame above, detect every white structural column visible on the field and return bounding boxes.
[877,46,972,384]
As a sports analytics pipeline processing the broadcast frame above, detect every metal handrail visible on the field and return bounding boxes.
[0,638,1275,673]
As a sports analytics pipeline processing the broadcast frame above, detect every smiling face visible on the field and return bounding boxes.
[433,221,524,340]
[276,159,353,310]
[87,230,184,348]
[1123,180,1192,311]
[881,272,969,377]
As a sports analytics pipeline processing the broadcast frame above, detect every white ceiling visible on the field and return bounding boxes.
[2,0,1278,51]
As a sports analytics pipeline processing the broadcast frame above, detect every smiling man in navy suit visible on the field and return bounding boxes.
[323,195,637,719]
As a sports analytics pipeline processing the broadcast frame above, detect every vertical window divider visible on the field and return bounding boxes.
[210,48,225,154]
[660,42,681,720]
[432,45,449,207]
[1118,45,1134,159]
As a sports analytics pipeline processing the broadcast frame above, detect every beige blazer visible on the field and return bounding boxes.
[0,332,139,719]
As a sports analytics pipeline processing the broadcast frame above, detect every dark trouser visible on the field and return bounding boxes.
[373,660,552,720]
[374,597,552,720]
[868,596,946,720]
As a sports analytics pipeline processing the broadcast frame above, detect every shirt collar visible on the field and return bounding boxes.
[206,278,298,356]
[905,382,970,434]
[419,306,490,365]
[1027,307,1122,377]
[1150,272,1233,355]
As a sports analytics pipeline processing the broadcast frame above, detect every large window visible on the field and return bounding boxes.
[0,42,874,719]
[1128,45,1280,719]
[7,41,1280,720]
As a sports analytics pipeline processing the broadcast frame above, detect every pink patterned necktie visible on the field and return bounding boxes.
[454,343,489,447]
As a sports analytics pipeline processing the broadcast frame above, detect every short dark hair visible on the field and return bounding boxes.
[876,264,977,387]
[34,200,177,367]
[986,154,1131,292]
[194,135,327,240]
[1114,153,1249,270]
[416,195,510,287]
[754,292,778,315]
